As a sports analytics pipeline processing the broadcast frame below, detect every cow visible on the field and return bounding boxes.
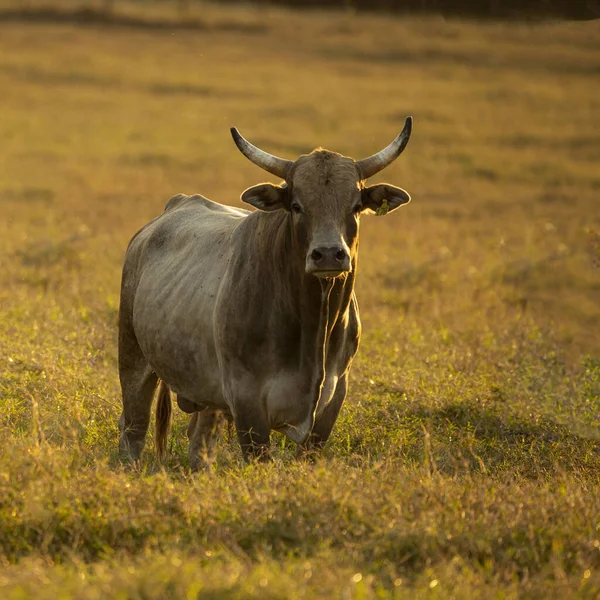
[118,117,413,469]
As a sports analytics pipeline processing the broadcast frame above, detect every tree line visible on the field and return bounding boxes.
[214,0,599,20]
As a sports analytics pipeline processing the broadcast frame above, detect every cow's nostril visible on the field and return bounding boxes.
[335,249,346,262]
[311,249,324,262]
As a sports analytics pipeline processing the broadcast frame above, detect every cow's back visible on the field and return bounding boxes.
[121,194,248,406]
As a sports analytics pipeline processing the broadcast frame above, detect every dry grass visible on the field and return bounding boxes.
[1,2,599,598]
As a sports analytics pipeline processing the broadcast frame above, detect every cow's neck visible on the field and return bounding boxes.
[284,214,357,371]
[249,209,356,367]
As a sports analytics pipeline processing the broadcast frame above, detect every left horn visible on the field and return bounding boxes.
[356,116,412,179]
[230,127,292,180]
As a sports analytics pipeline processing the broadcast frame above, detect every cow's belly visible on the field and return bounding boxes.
[132,270,226,410]
[264,369,340,444]
[136,320,225,409]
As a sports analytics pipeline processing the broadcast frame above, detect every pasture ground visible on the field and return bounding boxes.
[1,2,599,597]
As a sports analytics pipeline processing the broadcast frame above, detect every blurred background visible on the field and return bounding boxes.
[1,2,600,596]
[2,0,598,353]
[2,0,600,20]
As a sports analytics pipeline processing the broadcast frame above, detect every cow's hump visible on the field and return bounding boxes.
[164,193,250,217]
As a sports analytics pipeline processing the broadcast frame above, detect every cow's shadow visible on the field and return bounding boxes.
[341,397,600,478]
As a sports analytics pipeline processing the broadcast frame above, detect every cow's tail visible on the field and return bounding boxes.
[155,378,172,461]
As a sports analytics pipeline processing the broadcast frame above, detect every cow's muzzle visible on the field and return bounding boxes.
[305,246,351,278]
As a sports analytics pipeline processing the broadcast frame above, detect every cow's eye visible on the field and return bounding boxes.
[291,202,303,214]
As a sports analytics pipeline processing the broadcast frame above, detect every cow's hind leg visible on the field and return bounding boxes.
[187,408,223,471]
[118,330,158,463]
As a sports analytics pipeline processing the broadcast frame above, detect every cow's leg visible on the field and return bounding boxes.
[186,411,199,440]
[232,403,271,462]
[118,327,157,463]
[300,373,348,455]
[187,408,223,471]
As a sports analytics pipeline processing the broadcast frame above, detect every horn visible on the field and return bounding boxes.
[230,127,292,179]
[356,116,413,179]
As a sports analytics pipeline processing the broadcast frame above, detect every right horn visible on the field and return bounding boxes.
[356,116,412,179]
[230,127,292,180]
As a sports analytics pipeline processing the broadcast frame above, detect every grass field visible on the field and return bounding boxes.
[1,2,600,597]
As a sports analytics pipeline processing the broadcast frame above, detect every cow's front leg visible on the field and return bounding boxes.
[299,373,348,456]
[232,402,271,463]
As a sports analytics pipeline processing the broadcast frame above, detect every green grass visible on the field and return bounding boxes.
[1,2,599,597]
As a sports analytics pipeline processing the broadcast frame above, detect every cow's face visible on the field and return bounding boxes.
[232,118,412,278]
[291,153,361,277]
[240,152,410,278]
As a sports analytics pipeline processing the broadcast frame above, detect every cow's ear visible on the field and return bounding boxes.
[241,183,287,212]
[361,183,410,216]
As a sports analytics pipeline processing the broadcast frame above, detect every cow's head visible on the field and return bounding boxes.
[231,117,412,278]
